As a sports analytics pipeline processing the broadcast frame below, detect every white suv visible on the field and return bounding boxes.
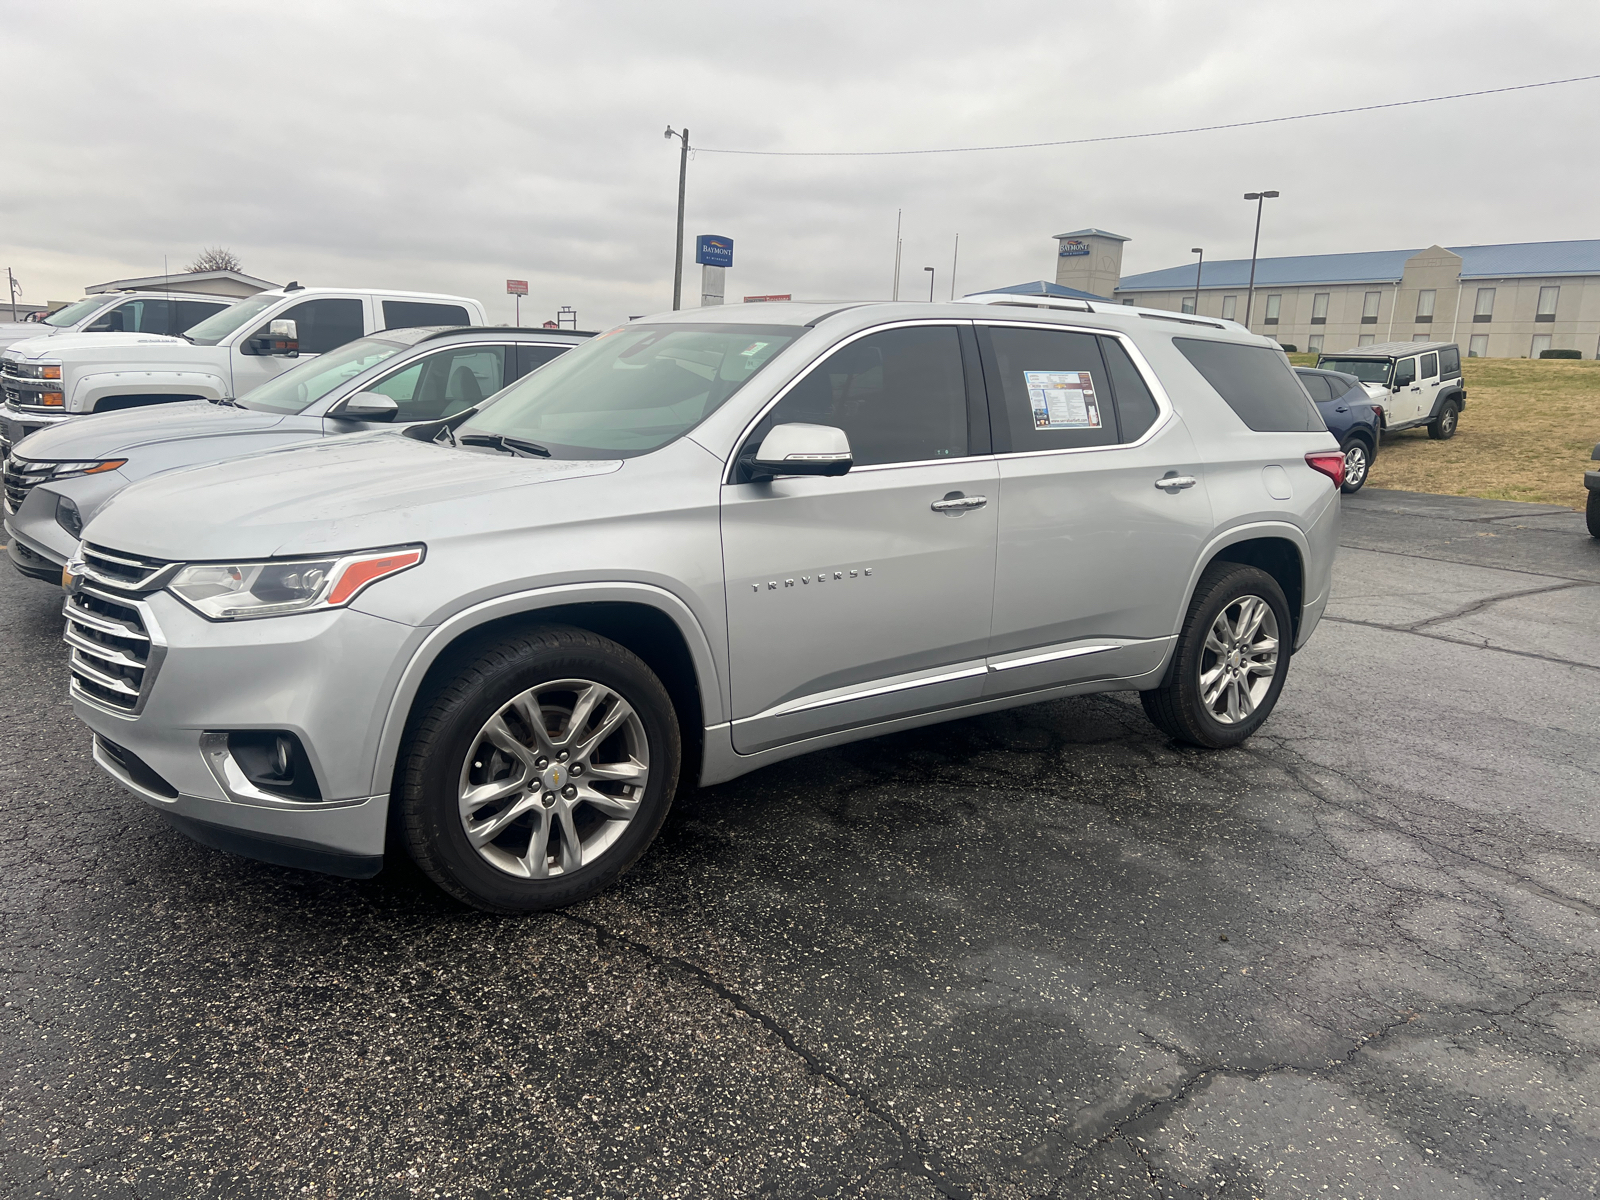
[64,299,1343,913]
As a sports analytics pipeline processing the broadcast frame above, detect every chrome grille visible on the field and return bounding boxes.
[3,455,51,515]
[77,543,177,592]
[64,587,155,712]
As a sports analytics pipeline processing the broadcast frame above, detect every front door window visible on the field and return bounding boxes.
[721,324,997,753]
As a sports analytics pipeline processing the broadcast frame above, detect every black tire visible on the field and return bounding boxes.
[1340,436,1373,494]
[1587,489,1600,539]
[1427,399,1460,440]
[1140,562,1292,749]
[397,625,680,914]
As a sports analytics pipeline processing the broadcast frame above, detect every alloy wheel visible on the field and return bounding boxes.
[457,678,650,878]
[1199,595,1279,724]
[1343,443,1368,489]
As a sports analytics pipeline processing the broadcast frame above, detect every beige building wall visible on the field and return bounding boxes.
[1116,245,1600,358]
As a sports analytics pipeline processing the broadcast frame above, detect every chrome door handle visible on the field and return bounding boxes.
[1155,474,1198,491]
[931,493,987,512]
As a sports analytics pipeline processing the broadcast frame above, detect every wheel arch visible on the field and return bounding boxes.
[1185,524,1308,648]
[73,371,228,413]
[370,584,724,800]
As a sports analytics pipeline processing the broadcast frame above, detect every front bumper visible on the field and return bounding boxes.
[1,401,70,454]
[71,588,431,872]
[1585,469,1600,493]
[5,522,64,581]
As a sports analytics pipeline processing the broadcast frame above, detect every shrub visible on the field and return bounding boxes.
[1539,348,1582,359]
[1278,343,1298,352]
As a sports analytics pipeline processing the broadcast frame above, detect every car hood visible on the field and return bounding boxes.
[4,331,187,362]
[0,322,61,342]
[14,400,287,460]
[84,432,623,561]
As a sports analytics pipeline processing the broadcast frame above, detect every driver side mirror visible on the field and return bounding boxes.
[248,318,299,357]
[748,423,852,480]
[327,391,399,422]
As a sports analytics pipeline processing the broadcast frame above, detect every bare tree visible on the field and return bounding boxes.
[186,247,242,274]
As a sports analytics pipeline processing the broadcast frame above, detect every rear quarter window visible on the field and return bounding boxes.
[1439,345,1461,378]
[384,300,471,329]
[1174,338,1323,433]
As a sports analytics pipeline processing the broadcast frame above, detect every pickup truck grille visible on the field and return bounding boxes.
[65,587,155,713]
[2,455,51,515]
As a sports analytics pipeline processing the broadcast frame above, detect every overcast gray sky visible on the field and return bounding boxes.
[4,0,1598,328]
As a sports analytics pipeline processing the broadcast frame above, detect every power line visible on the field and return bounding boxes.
[696,72,1600,157]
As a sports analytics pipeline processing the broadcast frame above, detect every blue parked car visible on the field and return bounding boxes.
[1296,366,1382,493]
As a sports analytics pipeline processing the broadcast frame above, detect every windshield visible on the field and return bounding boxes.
[1317,357,1391,385]
[238,336,408,414]
[42,298,110,328]
[458,323,801,457]
[183,293,279,345]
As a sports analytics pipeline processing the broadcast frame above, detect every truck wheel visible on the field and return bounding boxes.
[397,625,680,913]
[1140,563,1292,749]
[1427,400,1460,440]
[1588,489,1600,539]
[1340,437,1372,493]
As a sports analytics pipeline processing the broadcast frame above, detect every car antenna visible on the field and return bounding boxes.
[283,280,304,292]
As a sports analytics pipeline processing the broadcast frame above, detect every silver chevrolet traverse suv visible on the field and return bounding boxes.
[65,300,1342,913]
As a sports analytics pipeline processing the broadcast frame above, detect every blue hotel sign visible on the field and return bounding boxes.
[696,235,734,268]
[1058,238,1090,258]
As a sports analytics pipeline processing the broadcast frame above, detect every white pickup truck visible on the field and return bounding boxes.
[0,291,235,355]
[0,286,487,453]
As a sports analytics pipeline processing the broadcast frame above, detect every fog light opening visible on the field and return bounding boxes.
[56,495,82,539]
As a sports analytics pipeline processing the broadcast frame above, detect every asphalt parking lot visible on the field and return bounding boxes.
[3,489,1598,1200]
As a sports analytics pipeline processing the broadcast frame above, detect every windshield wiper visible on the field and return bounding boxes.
[458,433,552,458]
[208,396,244,407]
[177,332,195,344]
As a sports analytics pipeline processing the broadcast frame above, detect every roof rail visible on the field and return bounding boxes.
[961,292,1098,313]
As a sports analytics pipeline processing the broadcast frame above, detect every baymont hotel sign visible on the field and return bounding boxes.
[1059,238,1091,258]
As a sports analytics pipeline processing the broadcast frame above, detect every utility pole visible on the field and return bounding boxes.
[924,266,936,302]
[6,268,18,321]
[1242,190,1278,329]
[892,209,902,301]
[1190,247,1205,314]
[665,126,690,310]
[949,234,960,300]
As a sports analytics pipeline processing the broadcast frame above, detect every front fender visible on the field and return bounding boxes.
[72,370,229,412]
[365,581,727,799]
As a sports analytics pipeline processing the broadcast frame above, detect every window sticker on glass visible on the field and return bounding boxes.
[1025,370,1102,430]
[739,341,770,357]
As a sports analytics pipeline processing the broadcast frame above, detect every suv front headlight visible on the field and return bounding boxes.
[168,546,423,620]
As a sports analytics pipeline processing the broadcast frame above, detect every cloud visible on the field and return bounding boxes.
[2,0,1597,325]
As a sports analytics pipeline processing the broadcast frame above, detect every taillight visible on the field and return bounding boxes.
[1305,451,1345,490]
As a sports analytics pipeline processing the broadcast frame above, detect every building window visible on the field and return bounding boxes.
[1358,334,1376,346]
[1536,286,1559,322]
[1415,289,1435,323]
[1530,334,1552,358]
[1413,334,1431,343]
[1121,297,1138,306]
[1361,291,1381,323]
[1310,293,1329,324]
[1307,334,1324,353]
[1180,295,1196,314]
[1264,294,1281,325]
[1221,294,1237,320]
[1468,334,1488,357]
[1473,287,1495,322]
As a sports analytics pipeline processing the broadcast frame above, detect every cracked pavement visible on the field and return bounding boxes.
[3,488,1598,1198]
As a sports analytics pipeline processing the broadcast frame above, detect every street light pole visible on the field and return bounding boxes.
[1242,190,1279,329]
[924,266,935,302]
[1190,247,1204,314]
[665,126,690,311]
